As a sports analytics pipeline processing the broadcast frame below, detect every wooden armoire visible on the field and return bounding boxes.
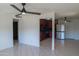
[40,19,52,41]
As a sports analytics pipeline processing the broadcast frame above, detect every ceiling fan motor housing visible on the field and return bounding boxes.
[22,3,26,6]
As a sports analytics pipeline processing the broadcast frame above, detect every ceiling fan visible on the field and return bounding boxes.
[64,17,71,23]
[10,3,41,17]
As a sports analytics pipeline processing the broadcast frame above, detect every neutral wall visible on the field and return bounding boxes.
[65,18,79,40]
[19,12,55,50]
[0,13,13,50]
[0,9,55,50]
[0,4,55,50]
[19,14,40,47]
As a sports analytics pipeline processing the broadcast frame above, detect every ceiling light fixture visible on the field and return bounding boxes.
[64,17,71,23]
[64,17,67,23]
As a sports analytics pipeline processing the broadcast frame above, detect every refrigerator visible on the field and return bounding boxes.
[56,24,65,39]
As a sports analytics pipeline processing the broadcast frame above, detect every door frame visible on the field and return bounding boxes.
[13,18,19,46]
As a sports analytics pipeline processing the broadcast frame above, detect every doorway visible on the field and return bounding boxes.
[13,21,18,45]
[40,19,52,48]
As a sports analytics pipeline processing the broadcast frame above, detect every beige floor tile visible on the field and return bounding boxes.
[0,39,79,56]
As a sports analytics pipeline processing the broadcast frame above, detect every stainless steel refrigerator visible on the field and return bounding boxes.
[56,24,65,39]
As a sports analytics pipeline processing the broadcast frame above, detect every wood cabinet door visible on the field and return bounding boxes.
[48,20,52,29]
[40,19,47,41]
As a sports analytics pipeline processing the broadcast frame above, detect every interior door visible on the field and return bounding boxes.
[13,22,18,40]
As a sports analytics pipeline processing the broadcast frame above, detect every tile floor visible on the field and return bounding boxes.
[0,39,79,56]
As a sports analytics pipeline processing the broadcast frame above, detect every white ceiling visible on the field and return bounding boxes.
[0,3,79,19]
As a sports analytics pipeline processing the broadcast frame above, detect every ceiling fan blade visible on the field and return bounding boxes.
[25,11,41,15]
[10,4,21,12]
[16,13,22,16]
[15,13,22,18]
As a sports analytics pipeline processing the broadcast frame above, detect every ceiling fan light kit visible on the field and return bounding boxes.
[22,12,26,15]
